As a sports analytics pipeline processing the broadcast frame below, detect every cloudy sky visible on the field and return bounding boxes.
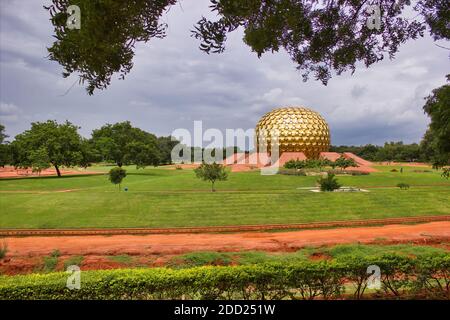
[0,0,448,148]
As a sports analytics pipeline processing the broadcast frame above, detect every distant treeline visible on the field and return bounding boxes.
[330,142,427,162]
[0,120,439,177]
[0,121,242,175]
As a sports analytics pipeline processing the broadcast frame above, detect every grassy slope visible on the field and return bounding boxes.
[0,165,449,228]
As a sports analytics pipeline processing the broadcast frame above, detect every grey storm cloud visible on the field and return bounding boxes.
[0,0,448,147]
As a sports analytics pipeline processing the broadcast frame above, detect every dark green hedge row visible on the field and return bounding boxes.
[0,253,448,300]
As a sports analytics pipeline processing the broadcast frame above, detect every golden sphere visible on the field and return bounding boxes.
[255,107,330,159]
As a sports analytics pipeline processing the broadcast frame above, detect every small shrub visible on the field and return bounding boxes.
[35,249,61,273]
[284,159,306,169]
[51,249,61,258]
[391,169,398,172]
[108,167,127,190]
[194,162,228,192]
[317,174,341,191]
[175,165,183,170]
[397,183,410,190]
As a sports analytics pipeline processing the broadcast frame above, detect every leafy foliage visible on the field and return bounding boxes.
[194,162,228,192]
[109,167,127,190]
[397,183,410,190]
[0,124,8,144]
[45,0,176,95]
[284,157,357,171]
[29,148,51,175]
[335,156,357,170]
[0,124,11,167]
[10,120,89,177]
[331,142,425,162]
[1,253,449,299]
[420,76,450,177]
[91,121,160,168]
[157,136,180,165]
[45,1,447,93]
[317,173,341,191]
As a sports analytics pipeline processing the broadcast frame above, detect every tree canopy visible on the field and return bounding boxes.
[10,120,89,176]
[109,167,127,190]
[194,162,228,191]
[420,76,450,176]
[91,121,160,167]
[45,0,449,94]
[0,124,8,144]
[0,124,11,167]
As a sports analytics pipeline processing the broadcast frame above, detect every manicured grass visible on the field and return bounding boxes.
[0,165,449,229]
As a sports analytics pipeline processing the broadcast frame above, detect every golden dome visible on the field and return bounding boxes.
[255,107,330,159]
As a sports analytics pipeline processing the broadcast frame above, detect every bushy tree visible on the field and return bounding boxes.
[11,120,88,177]
[0,124,11,167]
[420,76,450,178]
[194,162,228,192]
[109,167,127,190]
[29,148,51,175]
[0,124,8,144]
[45,0,448,94]
[335,156,357,171]
[284,159,306,169]
[91,121,160,168]
[157,136,180,165]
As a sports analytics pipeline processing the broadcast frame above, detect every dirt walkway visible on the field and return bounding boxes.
[3,222,449,257]
[0,166,104,178]
[1,222,449,275]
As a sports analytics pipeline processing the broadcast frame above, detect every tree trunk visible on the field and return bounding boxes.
[211,181,215,192]
[55,165,61,177]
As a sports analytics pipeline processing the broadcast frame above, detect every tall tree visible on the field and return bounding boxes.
[91,121,160,167]
[421,76,450,177]
[108,167,127,190]
[11,120,88,177]
[157,136,180,165]
[45,0,449,94]
[0,124,8,144]
[0,124,11,167]
[194,162,228,192]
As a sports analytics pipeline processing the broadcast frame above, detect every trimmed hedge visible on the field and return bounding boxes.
[0,253,448,300]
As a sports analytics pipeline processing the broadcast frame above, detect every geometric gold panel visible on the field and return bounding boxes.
[256,106,331,159]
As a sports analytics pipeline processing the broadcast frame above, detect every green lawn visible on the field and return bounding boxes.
[0,165,449,229]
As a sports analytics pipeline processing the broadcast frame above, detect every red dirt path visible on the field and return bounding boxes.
[1,222,449,275]
[0,166,103,178]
